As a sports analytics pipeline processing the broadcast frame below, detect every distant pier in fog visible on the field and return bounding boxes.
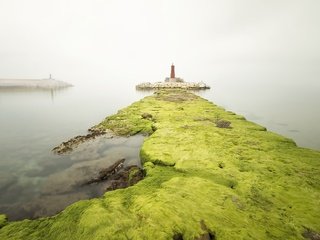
[0,76,72,90]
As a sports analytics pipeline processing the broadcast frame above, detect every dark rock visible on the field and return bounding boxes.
[128,166,144,186]
[105,166,144,191]
[151,125,157,132]
[302,228,320,240]
[173,233,184,240]
[86,158,125,184]
[172,221,215,240]
[106,180,128,191]
[218,162,225,169]
[84,159,145,192]
[141,113,153,120]
[194,220,216,240]
[215,120,231,128]
[52,128,107,154]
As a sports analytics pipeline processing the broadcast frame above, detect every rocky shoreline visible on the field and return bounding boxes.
[136,81,210,90]
[52,128,110,154]
[85,158,144,191]
[51,127,145,202]
[52,128,145,193]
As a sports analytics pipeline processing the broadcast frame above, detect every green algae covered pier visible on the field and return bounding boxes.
[1,90,319,239]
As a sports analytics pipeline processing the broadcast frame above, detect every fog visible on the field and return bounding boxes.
[1,1,320,219]
[0,0,319,87]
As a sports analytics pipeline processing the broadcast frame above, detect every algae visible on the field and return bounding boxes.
[0,89,319,239]
[0,214,7,228]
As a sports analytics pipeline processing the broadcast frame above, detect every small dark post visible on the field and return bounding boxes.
[170,64,175,78]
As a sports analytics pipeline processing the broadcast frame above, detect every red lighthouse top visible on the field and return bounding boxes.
[170,63,175,78]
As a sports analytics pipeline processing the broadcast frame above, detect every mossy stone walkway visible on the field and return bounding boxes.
[1,90,319,239]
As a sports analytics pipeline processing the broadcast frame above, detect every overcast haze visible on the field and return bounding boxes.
[0,0,319,87]
[2,0,320,222]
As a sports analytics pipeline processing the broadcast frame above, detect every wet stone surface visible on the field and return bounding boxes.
[0,134,145,221]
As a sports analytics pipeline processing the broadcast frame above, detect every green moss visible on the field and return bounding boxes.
[1,89,320,239]
[0,215,7,229]
[94,101,155,136]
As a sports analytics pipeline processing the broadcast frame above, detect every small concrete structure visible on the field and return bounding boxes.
[136,81,210,90]
[136,64,210,90]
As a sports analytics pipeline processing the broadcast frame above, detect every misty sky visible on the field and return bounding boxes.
[0,0,319,86]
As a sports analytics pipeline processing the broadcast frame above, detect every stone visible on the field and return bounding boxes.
[136,81,210,90]
[141,113,153,119]
[52,128,110,154]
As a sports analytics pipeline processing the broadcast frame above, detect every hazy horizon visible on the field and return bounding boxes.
[0,0,319,88]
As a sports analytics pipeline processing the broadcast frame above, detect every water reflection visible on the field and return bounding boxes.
[0,134,144,221]
[0,81,319,221]
[0,87,71,95]
[0,85,151,221]
[0,87,72,106]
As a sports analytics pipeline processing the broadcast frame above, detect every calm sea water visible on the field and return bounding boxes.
[0,75,319,220]
[200,82,320,150]
[0,84,149,220]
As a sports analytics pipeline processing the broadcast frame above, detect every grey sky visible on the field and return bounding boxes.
[0,0,319,85]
